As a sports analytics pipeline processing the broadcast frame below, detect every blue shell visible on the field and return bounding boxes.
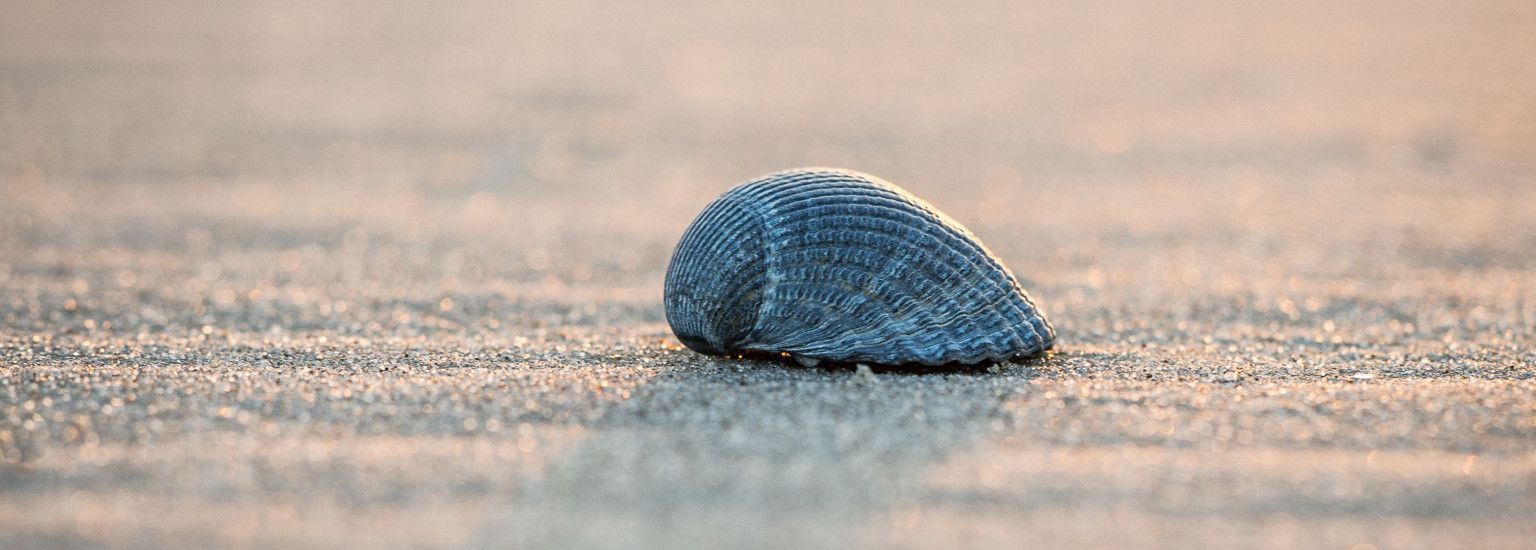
[664,168,1055,366]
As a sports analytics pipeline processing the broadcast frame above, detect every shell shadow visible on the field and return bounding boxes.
[728,349,1050,376]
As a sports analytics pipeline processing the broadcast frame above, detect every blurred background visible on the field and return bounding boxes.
[5,0,1534,334]
[4,1,1533,278]
[2,1,1534,547]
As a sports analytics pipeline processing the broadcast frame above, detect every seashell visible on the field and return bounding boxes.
[664,167,1055,366]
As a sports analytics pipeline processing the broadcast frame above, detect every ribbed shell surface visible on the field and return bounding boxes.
[664,168,1055,366]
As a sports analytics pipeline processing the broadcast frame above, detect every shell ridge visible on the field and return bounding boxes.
[728,189,779,351]
[774,254,935,359]
[663,199,734,345]
[767,220,1036,361]
[771,187,1041,330]
[773,213,1043,355]
[755,198,943,356]
[760,171,1049,360]
[885,185,1055,353]
[745,176,919,354]
[748,210,856,354]
[663,189,771,352]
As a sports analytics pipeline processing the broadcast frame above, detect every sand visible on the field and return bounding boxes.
[2,0,1534,548]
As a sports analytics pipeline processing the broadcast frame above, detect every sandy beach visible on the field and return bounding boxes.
[2,1,1534,547]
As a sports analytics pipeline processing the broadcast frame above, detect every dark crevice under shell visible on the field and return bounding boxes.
[664,168,1055,366]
